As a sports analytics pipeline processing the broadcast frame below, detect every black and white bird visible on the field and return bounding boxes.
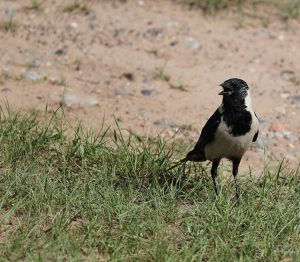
[182,78,259,198]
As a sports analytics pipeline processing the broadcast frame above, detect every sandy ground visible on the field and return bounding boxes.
[0,0,299,175]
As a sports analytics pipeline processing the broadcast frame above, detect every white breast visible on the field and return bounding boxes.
[204,100,259,161]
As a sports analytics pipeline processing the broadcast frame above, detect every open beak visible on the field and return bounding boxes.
[218,84,233,96]
[218,90,233,96]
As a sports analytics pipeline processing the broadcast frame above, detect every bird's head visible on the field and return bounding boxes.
[219,78,249,104]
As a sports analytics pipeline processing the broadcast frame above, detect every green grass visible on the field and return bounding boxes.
[186,0,300,18]
[25,0,43,12]
[278,0,300,18]
[0,16,18,33]
[0,107,299,261]
[188,0,245,13]
[63,1,90,13]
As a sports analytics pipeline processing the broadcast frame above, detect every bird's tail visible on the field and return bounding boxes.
[164,150,206,173]
[164,158,187,172]
[184,149,206,162]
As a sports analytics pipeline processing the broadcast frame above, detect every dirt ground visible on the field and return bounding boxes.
[0,0,299,175]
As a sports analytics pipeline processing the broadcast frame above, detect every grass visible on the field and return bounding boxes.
[25,0,43,12]
[0,107,300,260]
[278,0,300,18]
[63,1,90,13]
[188,0,246,13]
[0,16,18,33]
[186,0,300,18]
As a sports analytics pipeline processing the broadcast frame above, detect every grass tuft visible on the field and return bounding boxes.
[25,0,43,12]
[0,16,18,33]
[0,107,299,260]
[63,1,90,13]
[279,0,300,18]
[188,0,245,13]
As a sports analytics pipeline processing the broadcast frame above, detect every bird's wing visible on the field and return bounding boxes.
[252,112,259,142]
[184,109,221,162]
[252,130,259,142]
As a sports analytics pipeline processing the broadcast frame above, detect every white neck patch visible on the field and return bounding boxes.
[245,91,252,110]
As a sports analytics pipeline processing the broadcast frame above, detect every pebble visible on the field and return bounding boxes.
[280,92,290,99]
[122,72,134,81]
[23,71,42,81]
[280,69,295,80]
[1,88,12,92]
[288,95,300,102]
[138,107,147,116]
[137,0,145,6]
[70,22,78,28]
[141,28,164,38]
[141,89,152,96]
[83,97,99,106]
[153,118,177,128]
[29,59,42,68]
[115,84,131,96]
[60,95,79,107]
[55,48,66,55]
[170,40,179,46]
[254,27,268,37]
[282,131,297,141]
[186,37,199,50]
[258,118,268,124]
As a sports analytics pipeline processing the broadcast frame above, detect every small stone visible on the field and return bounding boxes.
[280,69,295,80]
[55,48,66,55]
[254,27,268,37]
[137,0,145,6]
[30,59,42,68]
[83,97,99,106]
[115,84,131,96]
[282,131,297,141]
[288,95,300,102]
[122,72,134,81]
[258,118,268,124]
[166,21,179,28]
[141,89,152,96]
[153,118,177,128]
[186,37,199,50]
[23,71,42,81]
[70,22,78,28]
[142,28,164,38]
[154,118,166,126]
[168,120,177,128]
[269,123,285,132]
[278,34,284,41]
[138,107,147,116]
[170,40,179,46]
[1,87,12,92]
[60,95,79,107]
[280,92,290,99]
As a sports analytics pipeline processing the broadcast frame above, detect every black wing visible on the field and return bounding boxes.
[183,109,221,162]
[252,130,259,142]
[252,112,259,142]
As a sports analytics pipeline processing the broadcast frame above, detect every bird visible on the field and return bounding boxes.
[181,78,259,199]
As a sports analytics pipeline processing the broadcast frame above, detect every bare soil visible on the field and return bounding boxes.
[1,0,299,175]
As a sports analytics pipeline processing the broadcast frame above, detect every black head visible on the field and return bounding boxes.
[219,78,249,101]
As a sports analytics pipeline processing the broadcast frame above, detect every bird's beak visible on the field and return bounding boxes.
[218,90,233,96]
[218,84,233,96]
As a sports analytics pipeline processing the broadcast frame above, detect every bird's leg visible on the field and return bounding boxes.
[231,157,242,199]
[211,159,220,195]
